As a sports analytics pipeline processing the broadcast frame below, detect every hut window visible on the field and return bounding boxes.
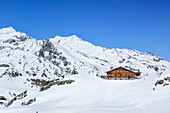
[122,70,124,72]
[115,74,117,76]
[120,74,122,77]
[125,74,127,77]
[115,70,117,72]
[131,74,133,76]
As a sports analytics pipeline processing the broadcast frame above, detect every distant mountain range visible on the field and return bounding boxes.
[0,27,169,112]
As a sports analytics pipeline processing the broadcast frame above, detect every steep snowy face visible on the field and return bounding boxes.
[0,28,63,103]
[50,35,169,76]
[0,27,169,82]
[36,39,78,75]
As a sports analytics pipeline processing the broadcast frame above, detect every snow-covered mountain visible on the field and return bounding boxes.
[0,27,170,113]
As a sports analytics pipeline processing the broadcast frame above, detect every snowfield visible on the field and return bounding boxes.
[1,74,170,113]
[0,27,170,113]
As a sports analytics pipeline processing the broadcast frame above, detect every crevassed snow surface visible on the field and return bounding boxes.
[0,27,170,113]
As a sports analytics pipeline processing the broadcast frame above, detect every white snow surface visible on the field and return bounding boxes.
[0,27,170,113]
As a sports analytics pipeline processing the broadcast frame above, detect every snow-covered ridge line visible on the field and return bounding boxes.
[0,27,167,61]
[0,27,170,110]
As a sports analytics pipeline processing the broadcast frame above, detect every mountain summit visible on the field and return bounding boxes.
[0,27,16,33]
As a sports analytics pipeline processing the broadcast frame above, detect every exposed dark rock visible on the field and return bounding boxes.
[71,68,78,75]
[59,56,66,61]
[102,60,108,63]
[65,68,71,73]
[0,96,6,100]
[42,39,53,51]
[3,39,16,44]
[37,39,72,75]
[110,67,114,70]
[14,35,31,41]
[31,79,50,87]
[119,59,125,63]
[2,69,22,77]
[164,76,170,81]
[40,79,75,92]
[39,49,44,57]
[54,69,61,76]
[93,66,99,71]
[153,58,163,62]
[21,98,36,106]
[154,66,159,72]
[41,73,47,77]
[63,61,70,66]
[163,83,169,87]
[147,65,159,72]
[155,80,164,86]
[0,64,9,67]
[2,35,31,44]
[6,90,27,107]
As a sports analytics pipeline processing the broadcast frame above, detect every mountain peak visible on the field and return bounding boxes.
[0,27,16,34]
[51,35,82,42]
[53,35,79,39]
[69,35,79,38]
[0,27,31,42]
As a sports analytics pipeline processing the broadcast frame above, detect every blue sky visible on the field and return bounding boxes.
[0,0,170,61]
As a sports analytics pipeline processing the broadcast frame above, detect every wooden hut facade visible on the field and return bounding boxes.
[106,67,141,80]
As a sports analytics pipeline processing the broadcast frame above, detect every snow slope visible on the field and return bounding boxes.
[1,74,170,113]
[0,27,170,113]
